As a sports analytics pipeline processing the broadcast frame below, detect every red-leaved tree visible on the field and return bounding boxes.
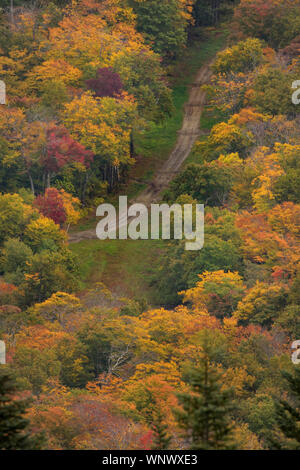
[44,125,94,182]
[34,188,66,226]
[86,67,123,98]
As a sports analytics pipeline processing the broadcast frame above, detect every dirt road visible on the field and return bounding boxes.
[69,62,212,243]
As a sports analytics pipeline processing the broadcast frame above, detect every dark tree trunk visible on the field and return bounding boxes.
[28,171,35,196]
[130,130,135,158]
[10,0,14,28]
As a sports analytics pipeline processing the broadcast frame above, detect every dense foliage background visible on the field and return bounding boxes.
[0,0,299,450]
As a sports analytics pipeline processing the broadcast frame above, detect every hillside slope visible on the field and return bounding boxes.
[69,61,213,242]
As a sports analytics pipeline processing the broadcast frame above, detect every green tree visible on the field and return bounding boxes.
[129,0,190,58]
[113,48,174,122]
[193,0,229,26]
[174,334,235,449]
[1,238,33,286]
[21,249,79,305]
[251,68,297,116]
[272,366,300,449]
[55,336,93,388]
[151,407,172,450]
[154,209,243,306]
[0,193,36,245]
[274,145,300,204]
[212,38,264,74]
[165,162,233,206]
[0,369,43,449]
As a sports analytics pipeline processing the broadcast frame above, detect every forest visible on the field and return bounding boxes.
[0,0,300,451]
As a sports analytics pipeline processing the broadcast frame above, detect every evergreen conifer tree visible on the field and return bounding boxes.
[272,366,300,449]
[174,334,235,450]
[151,407,172,450]
[0,369,43,450]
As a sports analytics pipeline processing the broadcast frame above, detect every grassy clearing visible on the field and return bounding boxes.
[71,238,165,304]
